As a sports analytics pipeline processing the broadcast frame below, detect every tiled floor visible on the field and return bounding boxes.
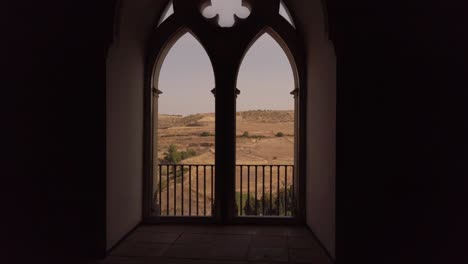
[93,225,333,264]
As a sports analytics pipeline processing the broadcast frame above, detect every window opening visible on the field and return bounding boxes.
[235,33,296,217]
[153,33,216,217]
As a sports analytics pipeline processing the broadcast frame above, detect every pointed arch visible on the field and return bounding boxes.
[279,1,296,28]
[238,28,300,93]
[156,32,215,114]
[237,32,295,110]
[157,0,174,27]
[151,29,215,96]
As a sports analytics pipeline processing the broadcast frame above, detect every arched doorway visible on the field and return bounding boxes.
[144,0,306,224]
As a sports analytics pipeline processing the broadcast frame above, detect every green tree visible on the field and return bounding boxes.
[164,144,182,164]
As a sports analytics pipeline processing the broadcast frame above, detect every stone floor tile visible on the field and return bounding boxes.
[90,256,148,264]
[288,248,332,264]
[175,233,221,244]
[152,258,249,264]
[97,256,164,264]
[286,227,312,237]
[142,258,247,264]
[250,226,290,236]
[93,258,249,264]
[164,244,249,261]
[111,242,170,257]
[287,236,320,249]
[251,236,286,248]
[136,225,187,233]
[127,231,181,244]
[186,225,256,235]
[247,248,288,262]
[209,245,250,260]
[163,244,213,259]
[175,233,251,246]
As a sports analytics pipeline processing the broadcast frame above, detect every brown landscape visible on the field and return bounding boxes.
[154,110,295,217]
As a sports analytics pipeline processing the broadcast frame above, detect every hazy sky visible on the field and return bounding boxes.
[157,1,295,116]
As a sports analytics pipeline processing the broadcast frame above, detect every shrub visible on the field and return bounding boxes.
[242,195,276,216]
[162,144,196,164]
[241,131,249,138]
[241,185,297,216]
[200,131,211,137]
[276,132,285,137]
[180,148,196,160]
[250,135,265,139]
[243,197,257,215]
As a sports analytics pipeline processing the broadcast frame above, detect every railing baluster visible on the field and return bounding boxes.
[292,165,295,216]
[270,165,273,216]
[240,165,243,216]
[211,165,214,216]
[255,166,258,215]
[189,165,192,216]
[247,166,250,215]
[277,165,280,216]
[285,165,288,216]
[196,165,199,216]
[167,165,170,216]
[174,165,177,216]
[159,165,162,216]
[181,165,184,216]
[204,165,207,216]
[262,165,265,216]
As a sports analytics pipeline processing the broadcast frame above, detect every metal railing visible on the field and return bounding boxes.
[154,164,295,217]
[236,165,295,217]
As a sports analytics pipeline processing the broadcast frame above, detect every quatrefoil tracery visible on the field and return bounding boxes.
[201,0,252,28]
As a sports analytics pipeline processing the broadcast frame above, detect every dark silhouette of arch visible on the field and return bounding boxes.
[279,0,296,28]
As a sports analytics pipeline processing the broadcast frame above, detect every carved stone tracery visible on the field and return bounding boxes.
[201,0,251,28]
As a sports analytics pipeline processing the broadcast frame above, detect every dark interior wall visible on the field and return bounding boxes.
[288,0,336,258]
[106,0,165,249]
[328,2,468,263]
[4,1,115,263]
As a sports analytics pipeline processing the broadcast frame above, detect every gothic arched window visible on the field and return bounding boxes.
[144,0,305,223]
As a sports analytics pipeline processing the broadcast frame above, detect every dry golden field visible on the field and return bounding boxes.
[154,110,295,216]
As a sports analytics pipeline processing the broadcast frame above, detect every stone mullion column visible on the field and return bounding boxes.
[290,88,300,214]
[152,87,162,216]
[213,60,239,223]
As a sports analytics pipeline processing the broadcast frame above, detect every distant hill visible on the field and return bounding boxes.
[158,110,293,128]
[238,110,294,123]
